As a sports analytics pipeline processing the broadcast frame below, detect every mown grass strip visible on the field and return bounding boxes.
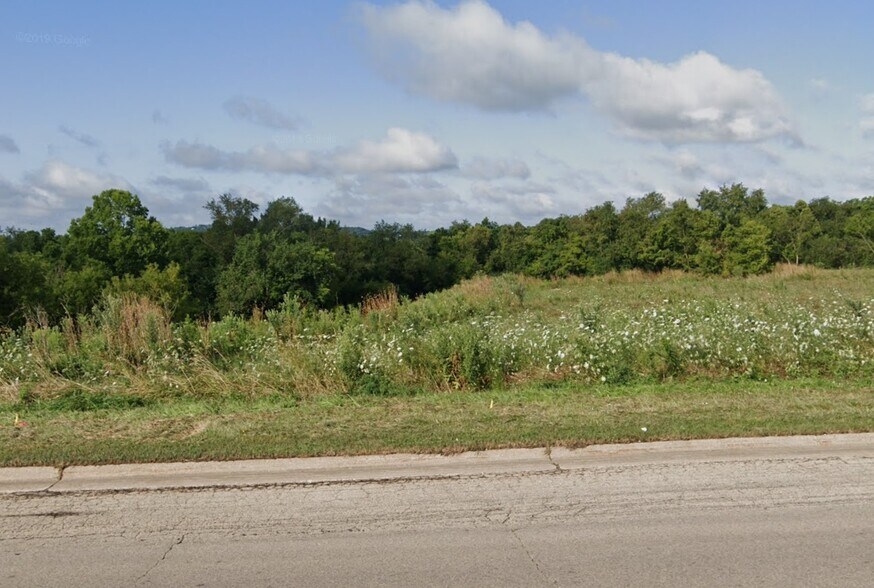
[1,377,871,467]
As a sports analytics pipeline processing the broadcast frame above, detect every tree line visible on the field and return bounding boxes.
[2,184,873,327]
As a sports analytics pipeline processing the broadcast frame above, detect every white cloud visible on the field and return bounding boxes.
[359,0,587,112]
[359,0,794,143]
[25,161,131,207]
[163,128,457,175]
[591,51,793,142]
[25,161,130,198]
[333,128,457,173]
[461,156,530,180]
[860,93,874,114]
[161,141,317,174]
[223,96,301,131]
[0,161,132,229]
[861,118,874,139]
[0,134,19,154]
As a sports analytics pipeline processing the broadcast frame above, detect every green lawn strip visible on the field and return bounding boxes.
[1,377,872,467]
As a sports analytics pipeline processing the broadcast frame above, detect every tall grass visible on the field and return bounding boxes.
[2,267,873,405]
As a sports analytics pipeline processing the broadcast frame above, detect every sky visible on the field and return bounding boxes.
[2,0,874,231]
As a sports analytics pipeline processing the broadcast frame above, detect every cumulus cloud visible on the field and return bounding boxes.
[163,128,457,175]
[359,0,586,112]
[0,134,19,154]
[223,96,301,131]
[58,125,100,148]
[590,51,793,143]
[25,161,131,206]
[28,161,114,192]
[461,156,530,180]
[0,161,132,228]
[358,0,794,143]
[332,128,457,173]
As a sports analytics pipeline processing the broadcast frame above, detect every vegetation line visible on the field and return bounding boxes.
[3,183,873,327]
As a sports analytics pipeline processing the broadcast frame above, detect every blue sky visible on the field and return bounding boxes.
[2,0,874,230]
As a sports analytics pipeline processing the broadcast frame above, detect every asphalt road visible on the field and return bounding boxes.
[2,435,872,587]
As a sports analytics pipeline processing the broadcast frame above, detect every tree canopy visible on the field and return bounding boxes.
[2,185,873,328]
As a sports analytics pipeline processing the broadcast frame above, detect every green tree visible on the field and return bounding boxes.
[805,198,855,267]
[524,217,573,278]
[3,227,62,258]
[316,226,369,305]
[167,229,220,317]
[258,197,317,237]
[486,222,530,274]
[574,202,620,274]
[615,192,666,269]
[721,220,773,276]
[697,183,767,229]
[641,199,711,270]
[760,201,821,264]
[204,193,260,264]
[216,231,338,314]
[0,240,57,326]
[432,219,496,282]
[844,197,874,261]
[694,240,723,276]
[363,223,432,297]
[65,189,168,276]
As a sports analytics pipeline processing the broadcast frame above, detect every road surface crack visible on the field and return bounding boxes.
[546,447,562,472]
[42,466,66,492]
[511,528,559,586]
[134,534,185,584]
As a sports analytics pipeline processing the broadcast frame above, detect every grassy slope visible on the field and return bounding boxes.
[1,266,873,466]
[1,378,871,466]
